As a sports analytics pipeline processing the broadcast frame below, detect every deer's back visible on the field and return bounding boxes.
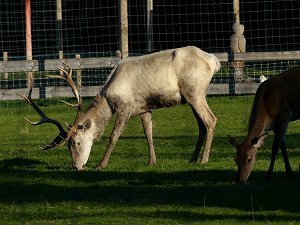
[254,66,300,124]
[102,46,219,115]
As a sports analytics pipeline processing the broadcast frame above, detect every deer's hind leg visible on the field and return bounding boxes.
[189,107,206,162]
[187,97,217,163]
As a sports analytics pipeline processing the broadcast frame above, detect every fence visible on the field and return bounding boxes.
[1,0,300,100]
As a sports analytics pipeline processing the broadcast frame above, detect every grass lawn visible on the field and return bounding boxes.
[0,96,299,224]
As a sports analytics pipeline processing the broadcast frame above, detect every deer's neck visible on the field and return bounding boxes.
[86,94,113,139]
[246,107,269,141]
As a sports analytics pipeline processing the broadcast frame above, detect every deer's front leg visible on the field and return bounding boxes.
[140,111,156,165]
[266,123,288,181]
[97,113,130,169]
[280,137,293,177]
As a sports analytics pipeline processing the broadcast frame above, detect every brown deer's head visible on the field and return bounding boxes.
[228,134,267,183]
[18,61,94,170]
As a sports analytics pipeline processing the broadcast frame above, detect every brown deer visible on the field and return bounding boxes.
[229,66,300,182]
[19,46,220,170]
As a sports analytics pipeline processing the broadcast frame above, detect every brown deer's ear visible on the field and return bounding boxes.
[228,135,238,147]
[251,133,268,148]
[82,119,92,132]
[250,137,259,146]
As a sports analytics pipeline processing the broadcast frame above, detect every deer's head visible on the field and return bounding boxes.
[19,61,94,170]
[66,114,95,170]
[228,134,267,183]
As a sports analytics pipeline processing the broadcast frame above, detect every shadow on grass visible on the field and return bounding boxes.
[0,157,42,168]
[0,157,300,222]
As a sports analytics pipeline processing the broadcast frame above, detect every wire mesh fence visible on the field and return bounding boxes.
[1,1,300,92]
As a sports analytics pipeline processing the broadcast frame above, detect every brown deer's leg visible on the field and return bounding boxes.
[140,111,156,165]
[266,122,288,181]
[280,137,293,177]
[97,113,130,169]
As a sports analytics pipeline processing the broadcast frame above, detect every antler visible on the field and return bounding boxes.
[47,60,82,110]
[19,61,84,149]
[17,69,68,150]
[47,60,84,141]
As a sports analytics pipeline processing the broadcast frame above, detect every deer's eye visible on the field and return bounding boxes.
[247,158,252,163]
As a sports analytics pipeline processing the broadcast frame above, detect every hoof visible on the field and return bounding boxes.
[200,153,209,164]
[96,164,107,170]
[200,158,208,164]
[189,158,197,163]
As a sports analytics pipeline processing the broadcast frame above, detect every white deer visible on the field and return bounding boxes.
[19,46,220,170]
[229,66,300,182]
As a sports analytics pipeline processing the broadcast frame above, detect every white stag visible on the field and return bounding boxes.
[20,46,220,170]
[229,66,300,182]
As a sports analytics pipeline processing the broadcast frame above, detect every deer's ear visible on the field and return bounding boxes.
[82,119,91,132]
[251,133,268,148]
[228,135,238,147]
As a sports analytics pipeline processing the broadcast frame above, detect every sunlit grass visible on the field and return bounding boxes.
[0,96,299,224]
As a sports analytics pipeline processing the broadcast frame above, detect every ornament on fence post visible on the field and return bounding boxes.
[230,23,246,82]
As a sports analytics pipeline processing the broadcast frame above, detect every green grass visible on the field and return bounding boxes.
[0,96,300,224]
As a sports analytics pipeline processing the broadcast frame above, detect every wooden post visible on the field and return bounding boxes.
[56,0,63,53]
[58,50,64,76]
[75,54,82,87]
[25,0,32,62]
[25,0,33,89]
[55,1,64,98]
[119,0,128,59]
[233,0,240,24]
[3,52,8,80]
[58,50,64,60]
[230,0,246,92]
[147,0,154,53]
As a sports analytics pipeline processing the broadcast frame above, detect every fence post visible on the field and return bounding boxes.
[3,52,8,80]
[233,0,240,24]
[119,0,128,59]
[25,0,33,90]
[75,54,82,87]
[229,0,246,96]
[58,50,64,76]
[230,23,246,82]
[56,0,63,53]
[147,0,154,53]
[56,0,64,97]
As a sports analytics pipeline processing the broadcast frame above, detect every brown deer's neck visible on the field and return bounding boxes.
[246,107,269,141]
[86,94,113,139]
